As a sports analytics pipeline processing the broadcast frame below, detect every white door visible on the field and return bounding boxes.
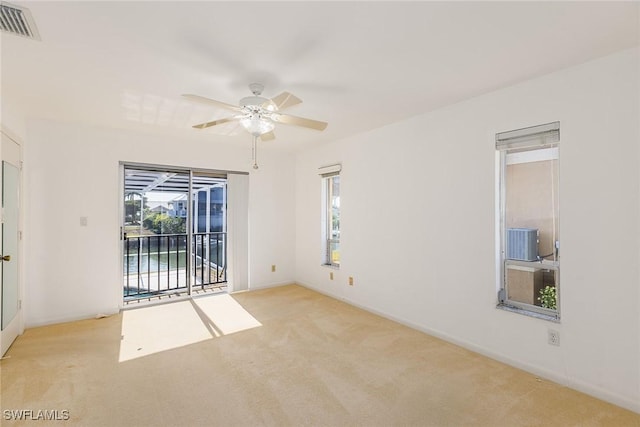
[1,132,21,356]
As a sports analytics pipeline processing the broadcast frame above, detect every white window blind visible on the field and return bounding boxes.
[496,121,560,151]
[227,173,249,292]
[318,164,341,177]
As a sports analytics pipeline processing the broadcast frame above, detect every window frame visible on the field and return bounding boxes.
[319,164,341,268]
[323,174,340,267]
[496,123,560,320]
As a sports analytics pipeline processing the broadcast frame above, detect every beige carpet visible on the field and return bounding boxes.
[1,284,638,426]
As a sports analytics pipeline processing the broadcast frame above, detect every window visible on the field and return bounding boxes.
[497,122,560,319]
[319,164,341,267]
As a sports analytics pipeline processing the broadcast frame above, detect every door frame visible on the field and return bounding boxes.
[119,162,238,305]
[1,128,23,356]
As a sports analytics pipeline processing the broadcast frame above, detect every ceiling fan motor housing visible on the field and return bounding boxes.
[241,83,276,111]
[239,95,270,109]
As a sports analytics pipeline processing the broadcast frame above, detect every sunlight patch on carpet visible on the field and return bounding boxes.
[119,294,261,362]
[193,294,262,335]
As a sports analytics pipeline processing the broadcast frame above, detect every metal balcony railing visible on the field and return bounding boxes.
[123,232,227,300]
[192,232,227,291]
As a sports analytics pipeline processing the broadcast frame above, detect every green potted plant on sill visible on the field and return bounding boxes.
[538,285,557,310]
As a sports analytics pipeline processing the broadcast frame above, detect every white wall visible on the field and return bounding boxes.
[295,48,640,412]
[0,111,26,142]
[24,121,296,326]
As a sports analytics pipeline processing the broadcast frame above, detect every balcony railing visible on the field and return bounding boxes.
[193,232,227,291]
[123,232,227,301]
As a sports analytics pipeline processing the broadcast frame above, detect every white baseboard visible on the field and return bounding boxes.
[248,280,295,291]
[26,309,120,329]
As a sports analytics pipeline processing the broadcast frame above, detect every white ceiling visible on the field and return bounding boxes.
[2,1,638,151]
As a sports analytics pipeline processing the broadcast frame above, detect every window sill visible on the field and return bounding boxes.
[496,303,560,323]
[321,263,340,270]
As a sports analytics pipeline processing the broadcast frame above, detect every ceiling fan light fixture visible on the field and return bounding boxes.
[240,114,275,136]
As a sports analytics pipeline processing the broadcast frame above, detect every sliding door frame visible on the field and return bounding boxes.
[119,162,248,305]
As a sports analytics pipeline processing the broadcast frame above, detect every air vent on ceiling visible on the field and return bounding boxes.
[0,2,40,40]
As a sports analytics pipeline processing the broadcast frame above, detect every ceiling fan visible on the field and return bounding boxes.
[184,82,326,135]
[183,83,327,169]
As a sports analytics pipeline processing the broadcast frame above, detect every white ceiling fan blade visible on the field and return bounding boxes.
[268,92,302,111]
[271,113,327,131]
[192,116,240,129]
[182,94,243,112]
[261,131,276,141]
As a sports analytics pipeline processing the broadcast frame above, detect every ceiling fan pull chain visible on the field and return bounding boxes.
[252,135,259,170]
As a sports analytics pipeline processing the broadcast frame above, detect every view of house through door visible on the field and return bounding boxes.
[122,165,227,303]
[1,131,21,356]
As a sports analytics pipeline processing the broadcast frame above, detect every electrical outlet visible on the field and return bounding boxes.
[329,272,334,280]
[271,265,276,273]
[548,329,560,346]
[348,276,354,286]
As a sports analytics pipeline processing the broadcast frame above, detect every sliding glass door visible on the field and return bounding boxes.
[122,165,227,302]
[191,174,227,293]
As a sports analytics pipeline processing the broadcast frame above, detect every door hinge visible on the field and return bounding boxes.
[18,299,22,309]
